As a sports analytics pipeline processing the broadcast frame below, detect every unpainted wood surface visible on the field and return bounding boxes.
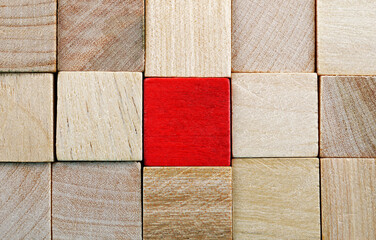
[320,76,376,157]
[0,163,51,239]
[232,0,315,73]
[56,72,142,161]
[143,167,232,240]
[0,74,54,162]
[58,0,144,71]
[232,73,318,157]
[233,158,320,239]
[52,162,142,240]
[317,0,376,75]
[321,158,376,239]
[0,0,56,72]
[145,0,231,77]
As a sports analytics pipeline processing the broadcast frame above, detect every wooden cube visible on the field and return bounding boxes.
[321,158,376,239]
[232,0,315,73]
[320,76,376,157]
[0,163,51,239]
[233,158,320,239]
[145,0,231,77]
[58,0,144,71]
[0,74,54,162]
[52,162,142,239]
[56,72,142,161]
[317,0,376,75]
[232,73,318,157]
[143,167,232,239]
[144,78,231,166]
[0,0,56,72]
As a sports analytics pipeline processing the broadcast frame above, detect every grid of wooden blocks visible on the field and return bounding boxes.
[0,0,375,239]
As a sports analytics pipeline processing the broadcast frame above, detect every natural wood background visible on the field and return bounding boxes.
[143,167,232,240]
[317,0,376,75]
[321,158,376,239]
[0,74,54,162]
[232,73,318,157]
[58,0,144,71]
[233,158,320,239]
[56,72,143,161]
[320,76,376,157]
[1,0,376,239]
[52,162,142,240]
[232,0,315,73]
[0,163,51,239]
[0,0,56,72]
[145,0,231,77]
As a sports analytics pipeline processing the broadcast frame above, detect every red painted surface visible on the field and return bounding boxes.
[144,78,231,166]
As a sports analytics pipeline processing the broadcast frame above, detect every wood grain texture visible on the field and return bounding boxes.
[0,163,51,239]
[233,158,320,239]
[144,78,230,166]
[143,167,232,239]
[317,0,376,75]
[321,158,376,239]
[0,74,54,162]
[232,73,318,157]
[52,162,142,240]
[320,76,376,157]
[58,0,144,71]
[56,72,142,161]
[145,0,231,77]
[232,0,315,73]
[0,0,56,72]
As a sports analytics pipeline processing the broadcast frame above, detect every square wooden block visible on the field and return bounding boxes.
[58,0,144,71]
[321,158,376,239]
[0,163,51,239]
[143,167,232,239]
[320,76,376,157]
[232,0,315,73]
[233,158,320,239]
[232,73,318,157]
[145,0,231,77]
[52,162,142,239]
[56,72,142,161]
[144,78,230,166]
[0,0,56,72]
[317,0,376,75]
[0,74,54,162]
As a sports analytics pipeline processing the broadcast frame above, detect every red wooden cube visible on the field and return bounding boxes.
[144,78,231,166]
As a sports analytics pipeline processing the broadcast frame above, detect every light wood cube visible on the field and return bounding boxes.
[0,74,54,162]
[52,162,142,239]
[320,76,376,158]
[232,73,318,157]
[321,158,376,239]
[56,72,142,161]
[145,0,231,77]
[143,167,232,239]
[232,0,315,73]
[58,0,144,71]
[0,163,51,239]
[317,0,376,75]
[233,158,320,239]
[0,0,56,72]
